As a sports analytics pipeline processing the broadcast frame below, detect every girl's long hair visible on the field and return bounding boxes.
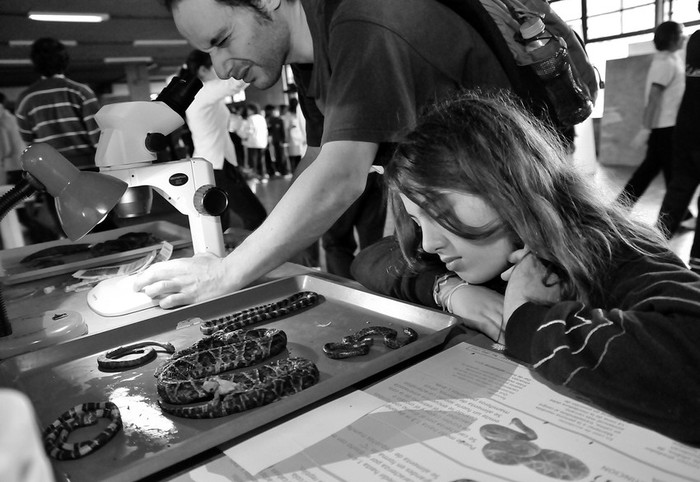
[387,90,668,305]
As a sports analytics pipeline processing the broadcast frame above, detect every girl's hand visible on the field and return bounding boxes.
[501,247,561,324]
[448,285,505,343]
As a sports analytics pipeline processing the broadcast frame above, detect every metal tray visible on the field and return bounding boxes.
[0,274,458,482]
[0,221,192,285]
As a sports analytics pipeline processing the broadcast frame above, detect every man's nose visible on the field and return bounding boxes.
[210,52,228,79]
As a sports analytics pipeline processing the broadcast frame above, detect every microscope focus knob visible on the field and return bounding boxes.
[194,185,228,216]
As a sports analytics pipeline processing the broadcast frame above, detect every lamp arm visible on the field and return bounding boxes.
[0,178,41,337]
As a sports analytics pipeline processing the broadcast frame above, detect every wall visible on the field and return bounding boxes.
[598,54,653,166]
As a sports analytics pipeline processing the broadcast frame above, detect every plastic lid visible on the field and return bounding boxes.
[520,17,546,39]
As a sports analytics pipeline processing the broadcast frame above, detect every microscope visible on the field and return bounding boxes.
[87,77,228,316]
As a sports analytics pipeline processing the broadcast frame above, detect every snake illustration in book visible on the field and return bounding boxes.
[479,418,589,480]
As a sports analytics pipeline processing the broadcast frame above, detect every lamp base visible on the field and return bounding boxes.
[87,274,158,317]
[0,310,87,360]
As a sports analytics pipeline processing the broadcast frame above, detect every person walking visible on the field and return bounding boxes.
[280,99,306,173]
[264,104,289,176]
[617,22,686,206]
[239,103,269,181]
[657,2,700,274]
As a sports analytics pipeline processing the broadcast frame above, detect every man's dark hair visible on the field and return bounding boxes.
[653,21,683,51]
[162,0,271,19]
[30,37,69,77]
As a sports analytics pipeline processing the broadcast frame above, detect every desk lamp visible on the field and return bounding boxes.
[0,76,229,352]
[0,143,128,355]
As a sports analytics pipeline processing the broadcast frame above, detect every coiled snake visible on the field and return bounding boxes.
[97,340,175,371]
[323,325,418,359]
[42,402,122,460]
[156,292,322,418]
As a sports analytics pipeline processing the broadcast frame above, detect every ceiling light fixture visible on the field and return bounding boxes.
[0,59,32,66]
[9,40,78,47]
[133,39,188,47]
[28,11,109,23]
[104,57,154,64]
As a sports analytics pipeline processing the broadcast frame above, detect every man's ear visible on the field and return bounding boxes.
[260,0,282,12]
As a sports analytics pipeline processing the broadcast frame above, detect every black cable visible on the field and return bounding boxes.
[0,179,39,337]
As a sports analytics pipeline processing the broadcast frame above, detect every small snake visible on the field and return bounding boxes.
[42,402,122,460]
[323,326,419,359]
[97,340,175,371]
[199,291,320,335]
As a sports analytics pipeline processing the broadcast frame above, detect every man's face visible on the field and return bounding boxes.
[173,0,290,90]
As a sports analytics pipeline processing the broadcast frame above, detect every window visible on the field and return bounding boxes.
[586,1,656,41]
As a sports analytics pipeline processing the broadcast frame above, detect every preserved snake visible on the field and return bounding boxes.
[199,291,319,335]
[97,340,175,371]
[42,402,122,460]
[158,357,319,418]
[323,325,419,359]
[155,327,319,418]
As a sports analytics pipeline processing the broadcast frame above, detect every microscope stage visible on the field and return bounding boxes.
[87,274,159,317]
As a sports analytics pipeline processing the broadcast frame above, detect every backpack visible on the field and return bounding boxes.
[438,0,599,128]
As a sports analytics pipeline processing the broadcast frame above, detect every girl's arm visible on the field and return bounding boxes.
[504,251,700,444]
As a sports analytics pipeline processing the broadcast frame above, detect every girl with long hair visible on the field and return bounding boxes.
[353,90,700,444]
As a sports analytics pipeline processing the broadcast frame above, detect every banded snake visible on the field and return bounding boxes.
[42,402,122,460]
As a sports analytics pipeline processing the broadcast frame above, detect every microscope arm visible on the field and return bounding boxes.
[103,158,226,257]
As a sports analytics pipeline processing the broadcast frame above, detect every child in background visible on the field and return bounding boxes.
[352,90,700,445]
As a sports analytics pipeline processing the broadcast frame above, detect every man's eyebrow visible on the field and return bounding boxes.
[208,28,227,47]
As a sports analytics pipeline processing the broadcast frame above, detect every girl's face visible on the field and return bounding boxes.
[400,192,516,284]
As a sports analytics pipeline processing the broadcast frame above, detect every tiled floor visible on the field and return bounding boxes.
[593,165,696,265]
[250,162,698,267]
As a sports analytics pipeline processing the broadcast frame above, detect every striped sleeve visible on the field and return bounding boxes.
[504,270,700,444]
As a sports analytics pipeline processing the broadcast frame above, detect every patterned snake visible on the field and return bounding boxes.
[42,402,122,460]
[156,324,319,418]
[323,325,419,359]
[199,291,320,335]
[156,327,289,404]
[158,357,319,418]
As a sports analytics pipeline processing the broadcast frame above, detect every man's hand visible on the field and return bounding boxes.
[501,247,561,324]
[133,253,228,309]
[132,140,379,310]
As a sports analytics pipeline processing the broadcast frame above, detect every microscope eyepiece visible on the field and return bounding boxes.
[155,76,203,119]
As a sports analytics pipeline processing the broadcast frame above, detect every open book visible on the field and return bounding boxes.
[181,339,700,481]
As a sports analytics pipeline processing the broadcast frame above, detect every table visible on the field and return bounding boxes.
[0,230,461,482]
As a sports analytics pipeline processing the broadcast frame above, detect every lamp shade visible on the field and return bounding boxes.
[20,144,128,240]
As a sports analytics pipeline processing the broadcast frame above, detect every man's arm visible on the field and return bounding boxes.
[134,140,378,308]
